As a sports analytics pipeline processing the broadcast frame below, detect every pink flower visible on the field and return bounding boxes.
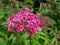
[12,0,18,2]
[8,7,43,36]
[16,22,24,32]
[8,16,15,30]
[8,15,24,32]
[25,19,42,36]
[23,7,30,11]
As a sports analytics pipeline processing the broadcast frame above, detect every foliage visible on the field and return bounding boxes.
[0,0,60,45]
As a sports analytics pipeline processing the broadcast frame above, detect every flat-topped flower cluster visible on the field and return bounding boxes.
[8,7,43,36]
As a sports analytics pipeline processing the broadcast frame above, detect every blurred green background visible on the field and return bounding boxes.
[0,0,60,45]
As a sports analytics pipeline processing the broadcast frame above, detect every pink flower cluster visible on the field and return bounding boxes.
[8,7,43,36]
[12,0,18,2]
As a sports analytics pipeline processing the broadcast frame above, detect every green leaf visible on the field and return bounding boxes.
[10,37,16,45]
[40,10,53,14]
[0,38,7,45]
[9,34,14,41]
[0,32,7,41]
[0,11,5,19]
[0,0,2,2]
[25,0,33,4]
[51,20,56,25]
[1,21,7,25]
[16,34,29,45]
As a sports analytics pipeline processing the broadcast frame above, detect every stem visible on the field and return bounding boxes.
[30,37,32,45]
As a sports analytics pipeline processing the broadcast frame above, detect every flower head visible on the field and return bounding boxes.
[8,7,43,36]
